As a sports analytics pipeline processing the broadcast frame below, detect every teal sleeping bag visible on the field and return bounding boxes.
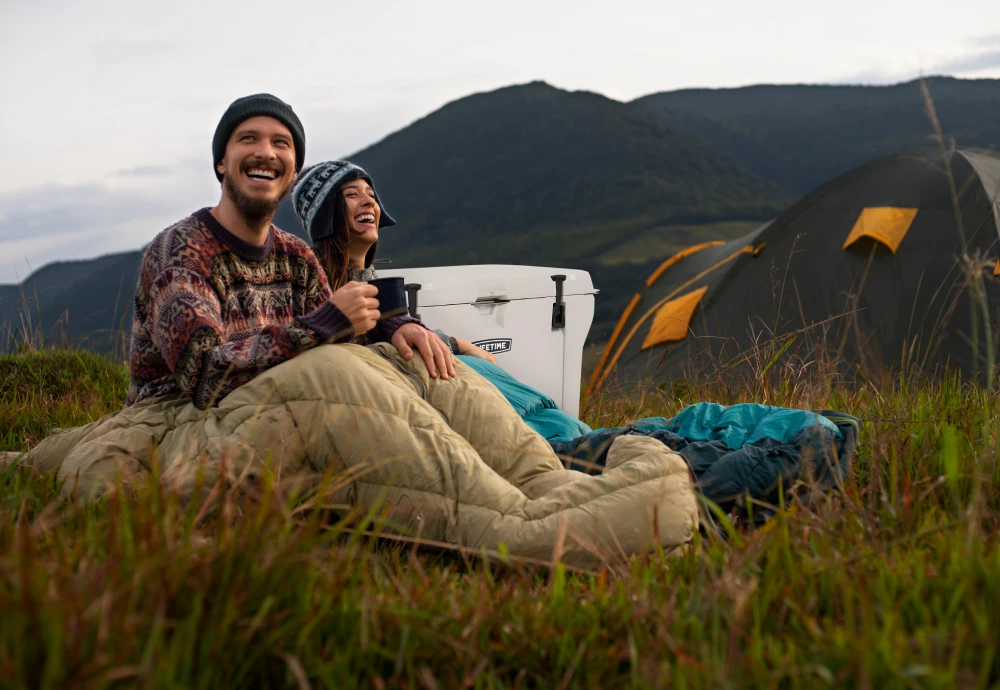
[630,402,841,447]
[462,356,859,520]
[554,407,859,521]
[457,356,591,442]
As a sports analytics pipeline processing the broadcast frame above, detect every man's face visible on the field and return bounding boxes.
[217,115,297,224]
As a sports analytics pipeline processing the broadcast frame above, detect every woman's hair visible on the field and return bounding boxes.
[314,190,352,291]
[313,172,378,291]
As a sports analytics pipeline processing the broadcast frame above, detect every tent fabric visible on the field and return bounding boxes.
[842,207,918,253]
[646,241,725,286]
[641,285,708,349]
[595,149,1000,387]
[589,292,641,390]
[589,241,756,393]
[963,150,1000,232]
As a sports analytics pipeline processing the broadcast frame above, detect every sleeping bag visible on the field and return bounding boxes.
[9,343,699,567]
[460,357,860,520]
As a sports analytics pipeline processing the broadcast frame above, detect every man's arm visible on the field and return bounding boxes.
[371,313,424,342]
[147,264,352,409]
[370,313,465,355]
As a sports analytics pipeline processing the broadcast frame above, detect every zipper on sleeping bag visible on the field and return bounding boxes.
[373,347,427,399]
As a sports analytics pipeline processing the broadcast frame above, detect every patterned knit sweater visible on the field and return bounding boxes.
[127,208,410,410]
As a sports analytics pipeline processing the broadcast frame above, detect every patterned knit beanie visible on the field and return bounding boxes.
[290,160,397,245]
[212,93,305,182]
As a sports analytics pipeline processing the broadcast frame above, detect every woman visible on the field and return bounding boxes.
[290,159,496,364]
[7,165,700,569]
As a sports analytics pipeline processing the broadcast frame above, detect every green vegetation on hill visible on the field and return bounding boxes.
[637,76,1000,194]
[3,77,998,351]
[3,348,1000,687]
[0,251,140,354]
[597,220,764,265]
[0,349,128,451]
[275,81,792,268]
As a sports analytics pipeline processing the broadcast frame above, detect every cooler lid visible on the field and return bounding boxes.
[377,264,597,307]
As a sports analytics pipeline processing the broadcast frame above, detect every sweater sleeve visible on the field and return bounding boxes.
[370,313,423,343]
[369,315,461,355]
[146,263,353,410]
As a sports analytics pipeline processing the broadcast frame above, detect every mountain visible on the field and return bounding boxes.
[1,251,142,354]
[635,76,1000,194]
[5,82,787,352]
[3,77,998,353]
[273,81,792,268]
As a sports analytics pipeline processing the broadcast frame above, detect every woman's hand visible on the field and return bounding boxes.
[331,281,380,336]
[391,323,457,379]
[456,338,497,365]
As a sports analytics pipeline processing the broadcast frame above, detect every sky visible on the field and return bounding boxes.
[1,0,998,284]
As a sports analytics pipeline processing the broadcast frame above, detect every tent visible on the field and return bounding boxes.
[588,148,1000,392]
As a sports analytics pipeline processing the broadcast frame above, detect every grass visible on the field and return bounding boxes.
[0,348,128,452]
[2,346,1000,689]
[597,221,764,266]
[1,76,996,689]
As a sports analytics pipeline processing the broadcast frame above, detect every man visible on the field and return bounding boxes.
[5,94,698,567]
[128,93,454,411]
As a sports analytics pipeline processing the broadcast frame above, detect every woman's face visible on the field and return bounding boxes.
[341,178,381,246]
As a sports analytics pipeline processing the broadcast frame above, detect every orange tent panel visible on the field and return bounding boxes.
[645,241,724,286]
[641,286,709,350]
[842,207,918,253]
[585,292,641,397]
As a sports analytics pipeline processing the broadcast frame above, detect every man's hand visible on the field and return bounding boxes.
[391,322,456,380]
[331,281,380,336]
[455,338,497,365]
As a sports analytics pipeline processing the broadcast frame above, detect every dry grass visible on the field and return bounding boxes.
[3,74,997,690]
[2,346,1000,689]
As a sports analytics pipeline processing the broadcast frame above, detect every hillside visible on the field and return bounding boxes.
[4,348,1000,686]
[3,77,998,351]
[274,81,791,269]
[0,251,142,353]
[636,76,1000,194]
[4,81,792,349]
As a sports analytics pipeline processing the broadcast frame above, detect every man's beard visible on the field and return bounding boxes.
[223,173,289,228]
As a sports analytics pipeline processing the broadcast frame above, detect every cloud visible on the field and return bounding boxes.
[0,170,216,284]
[113,164,172,178]
[835,33,1000,85]
[0,183,172,242]
[93,40,179,67]
[972,33,1000,48]
[935,50,1000,74]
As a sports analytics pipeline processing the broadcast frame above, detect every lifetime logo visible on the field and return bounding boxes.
[472,338,512,354]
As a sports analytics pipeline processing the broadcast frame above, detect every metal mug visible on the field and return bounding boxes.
[367,276,409,319]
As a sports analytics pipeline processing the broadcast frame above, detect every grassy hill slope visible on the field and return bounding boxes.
[636,76,1000,194]
[0,251,142,353]
[4,77,998,351]
[3,348,1000,687]
[274,81,793,268]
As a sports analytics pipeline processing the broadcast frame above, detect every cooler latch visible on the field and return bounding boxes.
[404,283,422,319]
[551,274,566,329]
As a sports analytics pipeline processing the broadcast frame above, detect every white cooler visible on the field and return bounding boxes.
[377,265,598,419]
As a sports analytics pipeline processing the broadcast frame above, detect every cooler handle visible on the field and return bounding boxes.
[404,283,422,319]
[551,274,566,329]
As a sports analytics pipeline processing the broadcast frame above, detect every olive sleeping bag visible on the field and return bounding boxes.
[7,344,699,568]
